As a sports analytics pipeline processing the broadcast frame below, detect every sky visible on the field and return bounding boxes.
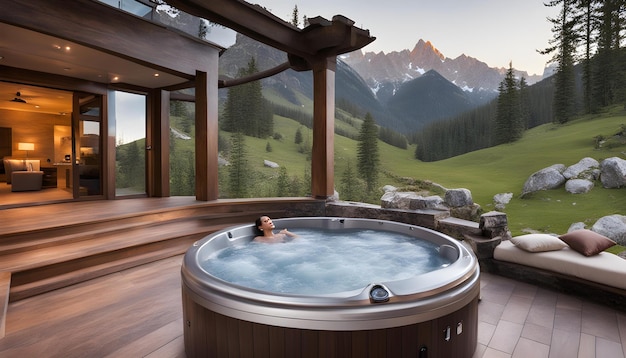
[246,0,560,76]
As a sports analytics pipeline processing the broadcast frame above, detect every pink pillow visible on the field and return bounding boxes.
[559,229,616,256]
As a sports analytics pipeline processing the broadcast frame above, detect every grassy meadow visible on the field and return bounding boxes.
[241,104,626,240]
[391,108,626,237]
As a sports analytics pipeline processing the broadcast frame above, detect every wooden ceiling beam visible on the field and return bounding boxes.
[168,0,375,63]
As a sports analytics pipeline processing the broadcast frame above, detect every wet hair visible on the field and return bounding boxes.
[254,216,267,236]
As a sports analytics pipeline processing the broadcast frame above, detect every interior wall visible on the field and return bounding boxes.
[0,108,71,165]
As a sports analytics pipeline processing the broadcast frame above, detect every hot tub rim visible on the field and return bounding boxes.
[182,217,480,330]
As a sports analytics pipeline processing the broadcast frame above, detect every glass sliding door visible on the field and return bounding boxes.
[169,99,195,195]
[74,93,103,197]
[111,91,146,197]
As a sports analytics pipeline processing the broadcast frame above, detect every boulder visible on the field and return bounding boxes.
[380,191,420,209]
[409,195,445,210]
[600,157,626,188]
[567,222,586,232]
[218,155,229,166]
[521,164,566,197]
[565,179,594,194]
[592,214,626,246]
[493,192,513,210]
[380,191,396,208]
[479,211,512,240]
[382,185,397,193]
[563,157,599,180]
[444,188,473,208]
[263,159,279,168]
[451,203,482,221]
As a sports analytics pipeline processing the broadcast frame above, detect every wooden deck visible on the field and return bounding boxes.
[1,198,625,357]
[0,254,186,357]
[0,197,324,340]
[1,257,625,358]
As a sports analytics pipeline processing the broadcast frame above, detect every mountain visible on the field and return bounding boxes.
[386,70,478,131]
[219,34,403,128]
[341,39,543,98]
[219,35,507,133]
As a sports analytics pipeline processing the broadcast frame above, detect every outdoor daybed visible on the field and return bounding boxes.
[481,230,626,309]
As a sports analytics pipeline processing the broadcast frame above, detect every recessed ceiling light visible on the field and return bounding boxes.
[63,68,71,71]
[112,76,119,81]
[154,73,160,77]
[65,46,71,51]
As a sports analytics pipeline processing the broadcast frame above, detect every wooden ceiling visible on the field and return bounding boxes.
[0,0,375,115]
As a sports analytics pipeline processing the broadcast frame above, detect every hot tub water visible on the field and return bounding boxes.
[202,228,454,295]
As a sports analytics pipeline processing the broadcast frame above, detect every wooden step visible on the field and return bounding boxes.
[0,271,10,338]
[0,271,11,339]
[4,209,287,302]
[0,208,283,255]
[9,237,195,302]
[0,220,214,273]
[0,198,301,304]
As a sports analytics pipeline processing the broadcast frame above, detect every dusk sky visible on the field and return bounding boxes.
[255,0,560,76]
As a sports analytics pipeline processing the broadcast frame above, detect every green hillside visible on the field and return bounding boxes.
[242,105,625,238]
[390,106,626,236]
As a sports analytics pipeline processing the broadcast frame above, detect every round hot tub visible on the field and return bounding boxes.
[182,217,480,358]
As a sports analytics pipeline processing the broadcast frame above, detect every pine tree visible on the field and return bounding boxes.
[198,20,208,39]
[294,127,303,144]
[591,0,625,110]
[340,161,363,201]
[276,166,289,197]
[302,167,311,196]
[221,57,273,137]
[291,5,299,27]
[519,76,531,130]
[574,0,599,114]
[540,0,579,123]
[289,175,303,196]
[495,63,523,144]
[221,71,247,132]
[227,132,249,198]
[356,113,379,192]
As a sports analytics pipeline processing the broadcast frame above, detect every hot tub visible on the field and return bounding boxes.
[182,217,480,357]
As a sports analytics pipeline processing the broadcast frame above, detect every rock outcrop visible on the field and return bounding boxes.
[600,157,626,188]
[380,186,481,221]
[521,157,626,196]
[592,214,626,246]
[521,164,566,197]
[565,179,594,194]
[567,215,626,246]
[563,157,599,180]
[493,193,513,210]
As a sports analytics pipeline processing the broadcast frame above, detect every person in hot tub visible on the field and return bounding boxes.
[254,216,298,243]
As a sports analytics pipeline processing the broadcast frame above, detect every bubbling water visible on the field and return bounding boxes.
[201,228,453,295]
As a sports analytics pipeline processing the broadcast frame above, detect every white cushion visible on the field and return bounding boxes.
[495,240,626,290]
[509,234,568,252]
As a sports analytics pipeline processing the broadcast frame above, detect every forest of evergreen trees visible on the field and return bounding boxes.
[414,0,626,162]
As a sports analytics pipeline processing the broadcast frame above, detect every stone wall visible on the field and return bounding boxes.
[325,201,511,259]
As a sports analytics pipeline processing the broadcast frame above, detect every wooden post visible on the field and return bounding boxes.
[149,89,170,197]
[195,70,219,201]
[310,57,336,199]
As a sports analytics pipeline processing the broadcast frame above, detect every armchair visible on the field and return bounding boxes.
[11,171,44,191]
[3,159,43,191]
